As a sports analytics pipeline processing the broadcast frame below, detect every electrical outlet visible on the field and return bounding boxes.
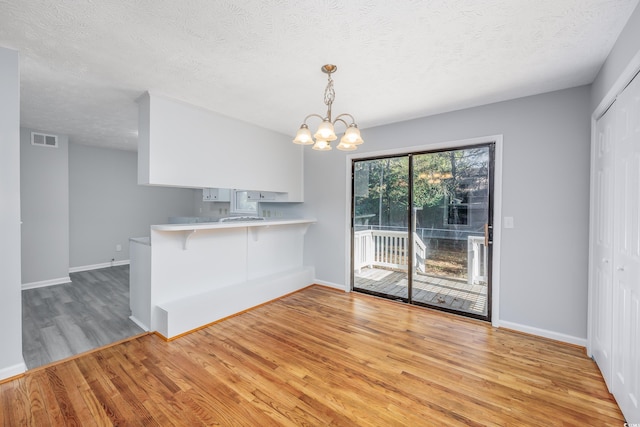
[116,244,122,252]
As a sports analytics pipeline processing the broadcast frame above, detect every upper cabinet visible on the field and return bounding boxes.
[202,188,231,202]
[246,191,275,201]
[137,93,303,202]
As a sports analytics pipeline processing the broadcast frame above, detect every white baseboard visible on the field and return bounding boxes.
[0,360,27,382]
[497,320,587,347]
[69,260,130,273]
[23,261,131,289]
[312,282,584,346]
[313,279,348,292]
[22,276,71,290]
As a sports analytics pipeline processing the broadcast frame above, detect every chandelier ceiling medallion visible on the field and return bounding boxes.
[293,64,364,151]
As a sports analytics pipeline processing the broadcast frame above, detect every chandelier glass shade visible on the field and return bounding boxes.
[293,64,363,151]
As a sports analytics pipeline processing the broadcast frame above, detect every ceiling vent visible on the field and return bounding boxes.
[31,132,58,148]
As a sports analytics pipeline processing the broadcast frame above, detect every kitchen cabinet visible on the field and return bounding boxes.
[203,188,230,202]
[247,191,276,201]
[137,93,303,202]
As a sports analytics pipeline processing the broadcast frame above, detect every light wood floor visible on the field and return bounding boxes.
[22,265,144,369]
[3,285,623,426]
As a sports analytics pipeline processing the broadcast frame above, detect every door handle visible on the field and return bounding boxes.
[617,266,625,272]
[484,223,492,246]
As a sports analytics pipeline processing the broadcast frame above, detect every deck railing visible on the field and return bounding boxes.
[467,236,488,285]
[354,229,487,284]
[353,230,426,273]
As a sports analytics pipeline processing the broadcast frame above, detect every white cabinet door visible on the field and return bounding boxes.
[203,188,231,202]
[258,191,275,201]
[214,188,231,202]
[592,105,615,390]
[612,72,640,423]
[247,191,275,201]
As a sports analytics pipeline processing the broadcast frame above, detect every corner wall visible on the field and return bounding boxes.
[591,3,640,111]
[69,143,197,268]
[0,47,26,380]
[302,85,591,343]
[20,128,70,286]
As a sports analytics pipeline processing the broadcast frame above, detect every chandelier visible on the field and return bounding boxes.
[293,64,364,151]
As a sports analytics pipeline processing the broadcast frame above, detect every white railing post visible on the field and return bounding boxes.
[413,232,427,274]
[353,230,375,273]
[467,236,487,285]
[365,231,373,268]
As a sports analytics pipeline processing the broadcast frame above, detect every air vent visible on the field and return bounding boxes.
[31,132,58,148]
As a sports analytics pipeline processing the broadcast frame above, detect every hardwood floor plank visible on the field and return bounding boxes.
[3,285,624,425]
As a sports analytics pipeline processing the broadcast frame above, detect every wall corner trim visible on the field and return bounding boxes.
[593,48,640,120]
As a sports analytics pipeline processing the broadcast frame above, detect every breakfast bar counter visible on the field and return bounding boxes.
[130,218,316,338]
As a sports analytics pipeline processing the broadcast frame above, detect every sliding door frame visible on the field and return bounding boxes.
[345,135,503,328]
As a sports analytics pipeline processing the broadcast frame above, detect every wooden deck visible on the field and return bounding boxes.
[355,267,487,316]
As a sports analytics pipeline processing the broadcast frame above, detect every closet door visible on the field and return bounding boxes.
[612,71,640,423]
[592,105,615,389]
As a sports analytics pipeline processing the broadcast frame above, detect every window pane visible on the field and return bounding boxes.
[233,191,257,214]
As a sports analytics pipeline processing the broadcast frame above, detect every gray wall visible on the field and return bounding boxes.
[301,85,591,341]
[0,47,25,379]
[69,143,197,268]
[20,128,70,284]
[591,3,640,111]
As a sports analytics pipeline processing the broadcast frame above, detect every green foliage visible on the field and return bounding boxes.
[354,147,489,228]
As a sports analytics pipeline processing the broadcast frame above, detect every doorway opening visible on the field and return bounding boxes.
[351,143,494,321]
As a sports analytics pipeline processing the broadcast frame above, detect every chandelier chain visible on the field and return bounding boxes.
[323,76,335,107]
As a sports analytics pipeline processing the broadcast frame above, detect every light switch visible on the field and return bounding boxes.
[504,216,514,229]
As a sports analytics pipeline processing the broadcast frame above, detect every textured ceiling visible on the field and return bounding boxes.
[0,0,638,151]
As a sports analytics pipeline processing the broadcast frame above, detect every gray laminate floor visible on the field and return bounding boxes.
[22,265,144,369]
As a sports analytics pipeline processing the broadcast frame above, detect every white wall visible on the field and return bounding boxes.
[0,47,26,380]
[20,128,70,286]
[591,3,640,112]
[302,85,591,343]
[69,143,197,268]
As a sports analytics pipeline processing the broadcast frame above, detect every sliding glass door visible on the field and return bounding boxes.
[351,144,493,320]
[352,156,410,301]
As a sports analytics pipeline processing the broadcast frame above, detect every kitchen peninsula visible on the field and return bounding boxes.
[130,218,315,339]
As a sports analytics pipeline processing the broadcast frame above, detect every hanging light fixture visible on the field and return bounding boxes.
[293,64,364,151]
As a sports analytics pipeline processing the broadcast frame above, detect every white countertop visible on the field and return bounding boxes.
[151,218,316,232]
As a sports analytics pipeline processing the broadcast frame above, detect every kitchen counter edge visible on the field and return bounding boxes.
[150,218,317,232]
